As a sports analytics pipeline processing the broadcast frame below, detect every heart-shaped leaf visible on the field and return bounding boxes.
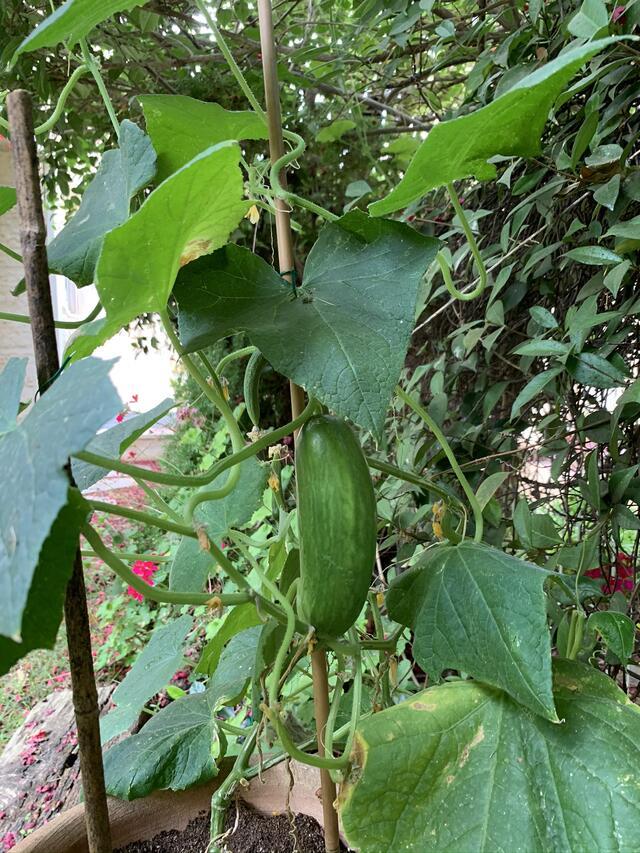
[0,358,120,639]
[139,95,267,181]
[176,211,438,434]
[340,659,640,853]
[370,39,620,216]
[67,141,249,360]
[387,541,556,719]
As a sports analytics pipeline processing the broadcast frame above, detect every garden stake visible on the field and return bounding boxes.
[256,3,341,850]
[7,89,112,853]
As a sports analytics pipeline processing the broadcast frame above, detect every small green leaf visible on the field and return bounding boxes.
[529,305,558,328]
[386,542,557,719]
[570,110,599,168]
[567,352,628,389]
[369,39,620,215]
[593,174,620,210]
[316,119,356,143]
[72,397,174,490]
[68,142,249,360]
[565,245,623,265]
[568,0,609,39]
[513,340,570,358]
[101,616,193,744]
[513,499,562,549]
[588,611,635,662]
[0,186,16,217]
[610,465,638,504]
[341,660,640,853]
[46,121,156,286]
[510,368,562,419]
[475,472,509,510]
[139,95,268,181]
[207,625,262,708]
[14,0,148,56]
[605,216,640,240]
[603,261,631,297]
[0,358,120,640]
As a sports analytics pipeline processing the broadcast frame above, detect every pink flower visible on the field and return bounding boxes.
[126,560,159,602]
[612,5,626,23]
[586,552,635,594]
[2,832,17,851]
[115,412,125,423]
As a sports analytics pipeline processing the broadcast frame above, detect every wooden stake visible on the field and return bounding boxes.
[256,5,341,851]
[257,0,305,422]
[7,89,113,853]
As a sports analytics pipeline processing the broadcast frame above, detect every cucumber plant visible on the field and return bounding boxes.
[1,3,640,853]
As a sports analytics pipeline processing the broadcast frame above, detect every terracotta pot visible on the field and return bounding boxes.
[12,760,331,853]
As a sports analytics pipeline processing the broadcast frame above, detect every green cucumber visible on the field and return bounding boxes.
[296,415,376,637]
[243,350,267,427]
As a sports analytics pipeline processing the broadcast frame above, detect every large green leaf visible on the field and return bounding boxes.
[0,186,16,217]
[103,691,222,799]
[370,39,619,216]
[0,358,26,434]
[340,659,640,853]
[139,95,267,181]
[588,611,635,662]
[101,615,193,744]
[47,121,156,286]
[72,397,174,490]
[194,457,268,544]
[0,490,89,675]
[0,358,120,640]
[104,626,261,799]
[67,141,250,360]
[176,211,438,434]
[567,352,628,389]
[14,0,148,56]
[386,542,556,719]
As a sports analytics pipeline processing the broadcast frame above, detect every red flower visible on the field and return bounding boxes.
[116,412,125,423]
[586,552,635,594]
[126,560,159,602]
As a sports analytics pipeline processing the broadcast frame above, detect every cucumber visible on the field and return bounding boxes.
[243,350,267,427]
[296,415,376,637]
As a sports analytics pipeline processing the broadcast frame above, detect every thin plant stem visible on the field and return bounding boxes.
[396,385,484,542]
[88,498,197,538]
[0,301,101,329]
[437,182,488,302]
[0,241,22,263]
[82,524,250,607]
[80,40,120,137]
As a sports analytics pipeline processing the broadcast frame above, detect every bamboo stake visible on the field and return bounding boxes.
[7,89,112,853]
[255,6,341,852]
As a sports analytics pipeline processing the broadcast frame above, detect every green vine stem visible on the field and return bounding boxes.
[368,591,392,708]
[82,523,250,607]
[270,130,338,222]
[80,550,172,562]
[209,723,261,850]
[0,64,88,135]
[0,301,102,329]
[395,385,484,543]
[72,396,319,488]
[88,498,197,538]
[79,40,120,138]
[325,627,363,783]
[365,455,465,509]
[216,345,257,375]
[437,182,488,302]
[133,477,183,524]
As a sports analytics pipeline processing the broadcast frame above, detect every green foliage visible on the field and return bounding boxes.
[341,660,640,853]
[176,212,439,434]
[387,542,556,719]
[0,357,119,639]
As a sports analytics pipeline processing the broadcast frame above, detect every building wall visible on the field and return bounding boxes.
[0,139,37,397]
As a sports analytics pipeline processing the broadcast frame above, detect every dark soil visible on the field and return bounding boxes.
[114,802,347,852]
